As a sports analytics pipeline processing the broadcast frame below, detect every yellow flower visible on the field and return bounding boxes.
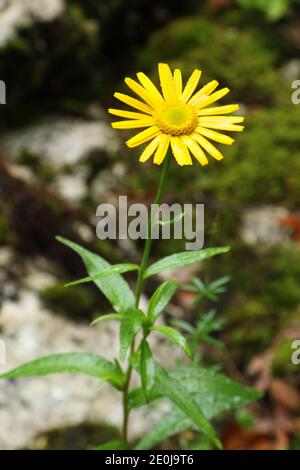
[109,63,244,166]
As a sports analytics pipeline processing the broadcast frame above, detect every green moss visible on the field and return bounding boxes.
[139,16,283,105]
[0,212,17,246]
[208,107,300,207]
[40,283,103,322]
[26,422,119,450]
[17,151,57,184]
[126,107,300,237]
[220,243,300,361]
[230,321,272,357]
[272,338,300,377]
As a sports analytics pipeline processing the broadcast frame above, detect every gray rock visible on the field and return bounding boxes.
[0,269,180,449]
[241,206,290,246]
[0,118,118,169]
[281,60,300,81]
[0,117,120,204]
[0,0,65,47]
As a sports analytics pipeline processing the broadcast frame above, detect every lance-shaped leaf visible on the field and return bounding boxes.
[91,313,122,326]
[140,339,155,402]
[144,247,229,279]
[155,209,186,226]
[119,307,144,361]
[135,365,262,449]
[147,280,178,324]
[65,263,139,287]
[93,440,127,450]
[151,326,192,358]
[154,365,222,449]
[0,353,125,390]
[56,236,135,313]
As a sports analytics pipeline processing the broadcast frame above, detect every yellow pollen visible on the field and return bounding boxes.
[154,102,198,136]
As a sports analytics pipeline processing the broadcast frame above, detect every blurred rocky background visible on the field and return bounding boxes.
[0,0,300,450]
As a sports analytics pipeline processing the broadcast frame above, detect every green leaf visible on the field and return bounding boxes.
[144,247,230,279]
[93,440,127,450]
[135,412,183,450]
[154,365,222,449]
[0,353,125,390]
[119,307,144,361]
[265,0,289,21]
[155,209,186,226]
[171,318,195,335]
[151,326,192,358]
[147,280,178,324]
[135,365,262,449]
[91,313,122,326]
[236,0,289,20]
[128,387,147,410]
[65,263,139,287]
[56,236,135,313]
[140,339,155,402]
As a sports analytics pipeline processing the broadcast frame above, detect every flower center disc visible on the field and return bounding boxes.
[154,103,198,136]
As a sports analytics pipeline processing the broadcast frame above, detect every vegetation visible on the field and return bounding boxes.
[0,0,300,450]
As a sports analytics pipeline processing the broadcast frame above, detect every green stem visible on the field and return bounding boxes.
[135,151,172,307]
[122,151,172,445]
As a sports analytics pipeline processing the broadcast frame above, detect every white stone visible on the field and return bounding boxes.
[0,118,119,169]
[55,170,88,202]
[0,285,179,449]
[0,0,65,47]
[241,206,290,246]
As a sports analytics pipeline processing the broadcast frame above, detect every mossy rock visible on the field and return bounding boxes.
[26,422,119,450]
[208,106,300,208]
[0,212,17,246]
[17,151,57,184]
[272,338,300,378]
[124,105,300,236]
[40,283,104,322]
[139,15,284,105]
[223,243,300,361]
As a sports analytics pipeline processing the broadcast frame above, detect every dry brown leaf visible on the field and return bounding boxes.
[270,379,300,412]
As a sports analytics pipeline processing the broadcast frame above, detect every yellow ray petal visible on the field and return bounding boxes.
[181,136,208,166]
[199,116,244,124]
[181,69,202,103]
[170,136,192,166]
[195,87,230,110]
[196,126,234,145]
[197,122,244,132]
[158,63,175,102]
[112,118,154,129]
[198,104,240,116]
[125,77,161,108]
[109,108,152,120]
[137,72,164,103]
[188,80,219,106]
[126,126,160,148]
[192,133,224,161]
[139,135,161,163]
[173,69,182,99]
[114,92,153,114]
[153,135,170,165]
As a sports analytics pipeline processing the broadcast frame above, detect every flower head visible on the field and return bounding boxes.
[109,63,244,166]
